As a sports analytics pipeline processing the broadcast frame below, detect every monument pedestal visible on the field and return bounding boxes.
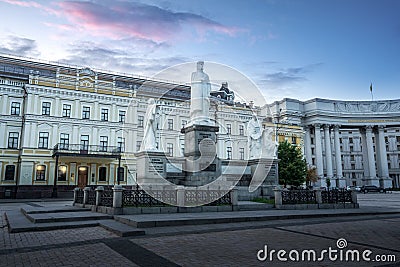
[181,124,220,186]
[136,151,170,188]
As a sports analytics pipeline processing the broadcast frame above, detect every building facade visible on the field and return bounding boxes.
[0,55,398,198]
[0,55,264,198]
[269,98,400,189]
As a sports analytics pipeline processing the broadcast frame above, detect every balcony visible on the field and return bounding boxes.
[52,144,121,159]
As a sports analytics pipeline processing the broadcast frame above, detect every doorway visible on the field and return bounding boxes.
[78,166,88,188]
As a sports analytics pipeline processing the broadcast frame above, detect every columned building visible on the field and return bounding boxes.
[270,98,400,188]
[1,54,398,199]
[0,55,262,198]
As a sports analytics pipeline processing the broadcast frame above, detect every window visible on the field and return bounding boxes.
[11,102,20,115]
[227,124,232,134]
[117,137,125,152]
[42,102,51,115]
[99,136,108,151]
[136,141,142,151]
[60,133,69,149]
[62,104,71,117]
[291,136,297,145]
[117,167,124,182]
[58,165,67,181]
[4,165,15,180]
[167,143,173,156]
[99,167,107,182]
[182,120,187,129]
[80,135,89,152]
[38,132,49,149]
[8,132,18,149]
[349,137,353,144]
[36,165,46,181]
[227,146,232,159]
[119,110,126,123]
[239,147,245,160]
[168,119,174,130]
[239,125,244,136]
[101,108,108,121]
[82,106,90,119]
[138,116,144,127]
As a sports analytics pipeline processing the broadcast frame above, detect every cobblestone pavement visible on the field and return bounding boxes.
[1,196,400,267]
[132,216,400,266]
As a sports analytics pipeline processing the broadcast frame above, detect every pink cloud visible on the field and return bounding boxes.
[54,1,243,42]
[0,0,42,8]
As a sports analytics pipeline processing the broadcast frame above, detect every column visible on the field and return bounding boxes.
[34,94,40,114]
[94,101,99,120]
[30,122,37,148]
[54,97,61,117]
[112,103,117,122]
[74,99,80,119]
[0,123,6,147]
[304,126,312,165]
[26,94,34,114]
[324,125,333,179]
[359,131,369,184]
[377,126,389,178]
[333,125,343,179]
[91,127,98,146]
[110,129,116,147]
[365,126,377,179]
[2,94,8,114]
[23,122,31,148]
[314,124,324,178]
[72,125,79,144]
[51,124,59,148]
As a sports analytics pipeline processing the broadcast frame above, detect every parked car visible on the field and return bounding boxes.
[360,185,386,193]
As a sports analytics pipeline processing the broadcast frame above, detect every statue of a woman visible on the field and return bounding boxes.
[140,98,158,151]
[189,61,212,125]
[247,115,263,159]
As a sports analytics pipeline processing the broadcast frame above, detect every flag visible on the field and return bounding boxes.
[370,83,373,92]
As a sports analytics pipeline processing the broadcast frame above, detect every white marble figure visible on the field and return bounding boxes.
[247,115,263,159]
[189,61,212,126]
[140,98,159,151]
[261,127,278,158]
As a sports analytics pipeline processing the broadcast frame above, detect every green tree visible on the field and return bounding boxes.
[306,166,318,187]
[278,140,308,187]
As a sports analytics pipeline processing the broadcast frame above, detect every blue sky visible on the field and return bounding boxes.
[0,0,399,103]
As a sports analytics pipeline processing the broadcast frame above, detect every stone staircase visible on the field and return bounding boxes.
[5,204,145,237]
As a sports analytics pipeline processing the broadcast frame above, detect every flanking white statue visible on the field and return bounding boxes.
[247,115,263,159]
[247,115,278,159]
[140,98,159,151]
[189,61,213,126]
[261,126,278,158]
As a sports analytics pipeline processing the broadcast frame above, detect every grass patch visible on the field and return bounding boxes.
[252,197,274,204]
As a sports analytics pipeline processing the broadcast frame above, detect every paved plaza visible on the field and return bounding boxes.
[0,193,399,266]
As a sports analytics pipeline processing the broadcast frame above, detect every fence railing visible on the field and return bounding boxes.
[321,189,353,203]
[276,188,357,206]
[75,189,84,204]
[281,189,317,204]
[74,186,236,208]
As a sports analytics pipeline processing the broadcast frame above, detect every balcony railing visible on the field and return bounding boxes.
[53,143,122,158]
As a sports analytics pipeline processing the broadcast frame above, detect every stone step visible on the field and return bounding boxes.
[25,211,113,223]
[21,205,91,215]
[5,210,100,233]
[98,220,145,237]
[238,203,274,211]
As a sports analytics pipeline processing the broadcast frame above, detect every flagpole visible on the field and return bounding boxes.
[370,83,373,101]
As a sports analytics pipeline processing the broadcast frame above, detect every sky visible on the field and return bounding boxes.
[0,0,399,104]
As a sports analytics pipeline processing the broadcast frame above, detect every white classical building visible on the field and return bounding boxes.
[269,98,400,189]
[0,55,398,198]
[0,55,258,198]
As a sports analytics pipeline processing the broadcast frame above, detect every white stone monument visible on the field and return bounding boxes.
[140,98,159,151]
[247,115,263,159]
[189,61,213,126]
